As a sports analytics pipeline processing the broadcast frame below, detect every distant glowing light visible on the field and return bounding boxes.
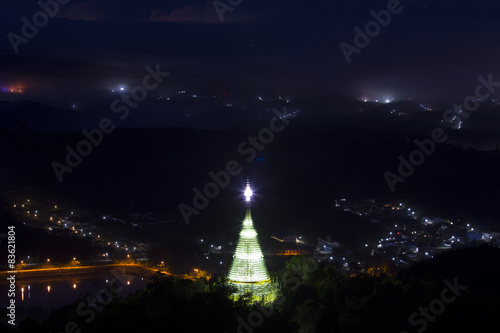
[244,185,253,202]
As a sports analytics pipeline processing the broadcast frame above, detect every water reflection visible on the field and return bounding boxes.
[12,274,148,315]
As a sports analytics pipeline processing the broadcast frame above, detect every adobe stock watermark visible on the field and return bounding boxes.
[7,0,72,54]
[51,64,169,183]
[178,107,296,225]
[384,73,500,192]
[401,276,467,333]
[212,0,244,22]
[339,0,404,64]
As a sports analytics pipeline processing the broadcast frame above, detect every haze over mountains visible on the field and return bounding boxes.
[2,99,500,235]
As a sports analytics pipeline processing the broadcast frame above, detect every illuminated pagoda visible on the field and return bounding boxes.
[227,179,276,303]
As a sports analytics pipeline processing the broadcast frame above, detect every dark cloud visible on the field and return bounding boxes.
[57,0,110,21]
[149,4,220,23]
[1,0,500,115]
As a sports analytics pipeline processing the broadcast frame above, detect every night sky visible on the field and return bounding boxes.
[1,0,500,128]
[3,2,500,329]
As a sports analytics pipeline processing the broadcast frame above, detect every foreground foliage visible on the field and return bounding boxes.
[3,244,499,333]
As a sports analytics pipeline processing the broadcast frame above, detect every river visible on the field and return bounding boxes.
[1,267,154,323]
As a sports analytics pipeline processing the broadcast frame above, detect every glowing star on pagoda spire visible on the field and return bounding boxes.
[227,179,276,303]
[244,181,253,203]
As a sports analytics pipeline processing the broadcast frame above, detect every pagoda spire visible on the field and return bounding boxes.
[227,178,276,303]
[243,177,253,221]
